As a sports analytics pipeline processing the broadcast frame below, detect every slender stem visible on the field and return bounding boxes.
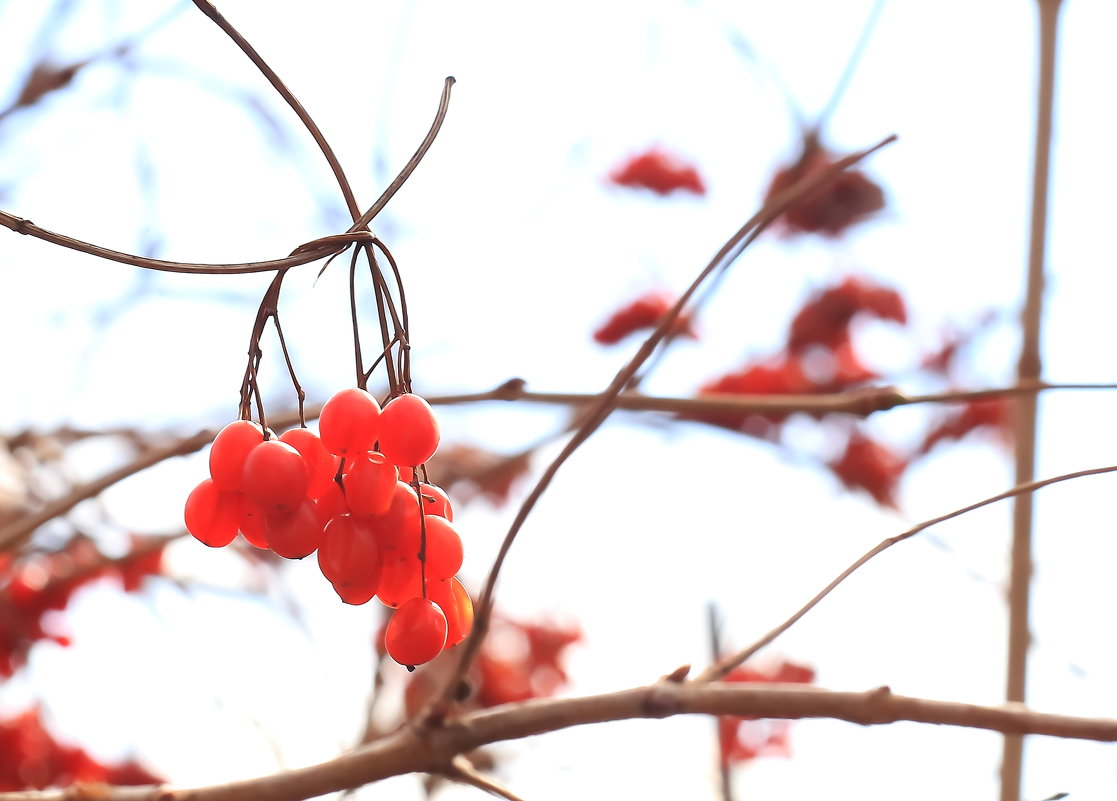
[811,0,886,135]
[188,0,360,220]
[698,464,1117,683]
[351,77,456,232]
[1001,2,1063,799]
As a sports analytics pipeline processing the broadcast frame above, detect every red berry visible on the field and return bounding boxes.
[343,452,398,517]
[377,394,440,467]
[312,480,349,525]
[421,515,463,581]
[184,479,240,547]
[263,500,323,559]
[209,420,266,491]
[318,515,382,589]
[279,427,339,499]
[428,577,473,647]
[418,483,453,521]
[385,597,448,667]
[241,440,309,514]
[319,388,382,456]
[330,576,380,606]
[376,555,424,608]
[237,495,269,549]
[368,481,422,556]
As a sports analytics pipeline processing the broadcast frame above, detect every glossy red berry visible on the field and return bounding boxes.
[318,515,382,589]
[237,496,269,549]
[209,420,266,491]
[330,576,380,606]
[385,597,448,667]
[319,388,382,456]
[368,481,422,555]
[263,500,323,559]
[343,452,398,517]
[377,394,440,467]
[241,440,309,514]
[418,483,453,521]
[420,515,463,581]
[428,577,473,647]
[279,427,339,499]
[184,479,240,547]
[375,555,424,608]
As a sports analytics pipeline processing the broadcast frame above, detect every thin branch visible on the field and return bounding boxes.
[0,209,347,274]
[696,464,1117,683]
[1,682,1115,801]
[188,0,359,220]
[0,430,218,552]
[1002,2,1063,798]
[350,77,456,232]
[443,755,528,801]
[434,134,898,710]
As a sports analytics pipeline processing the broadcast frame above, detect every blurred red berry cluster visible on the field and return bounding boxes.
[592,269,1010,509]
[405,611,582,716]
[717,660,816,765]
[765,136,884,236]
[0,707,161,790]
[0,537,164,677]
[608,147,706,196]
[593,289,697,345]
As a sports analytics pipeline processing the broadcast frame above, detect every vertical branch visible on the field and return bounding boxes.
[1001,2,1063,800]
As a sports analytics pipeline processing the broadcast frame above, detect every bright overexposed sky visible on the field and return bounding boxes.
[3,1,1117,799]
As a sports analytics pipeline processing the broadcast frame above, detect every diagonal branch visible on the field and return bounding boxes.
[696,463,1117,683]
[433,133,898,710]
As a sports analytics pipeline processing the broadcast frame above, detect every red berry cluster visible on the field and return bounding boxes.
[184,389,473,668]
[764,139,884,237]
[592,289,697,345]
[1,706,161,791]
[717,660,815,766]
[608,147,706,196]
[0,538,164,677]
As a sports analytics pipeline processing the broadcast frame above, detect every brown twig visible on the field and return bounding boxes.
[433,134,898,710]
[696,464,1117,683]
[443,755,527,801]
[0,682,1114,801]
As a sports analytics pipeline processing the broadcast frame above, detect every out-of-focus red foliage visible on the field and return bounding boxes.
[828,432,907,509]
[681,340,882,440]
[608,147,706,196]
[593,289,697,345]
[426,444,533,508]
[473,616,583,708]
[684,357,810,440]
[788,275,906,352]
[717,660,816,765]
[0,707,161,790]
[0,537,165,677]
[405,612,582,717]
[765,137,884,236]
[919,398,1012,454]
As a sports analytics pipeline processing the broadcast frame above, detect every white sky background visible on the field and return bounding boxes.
[2,0,1117,799]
